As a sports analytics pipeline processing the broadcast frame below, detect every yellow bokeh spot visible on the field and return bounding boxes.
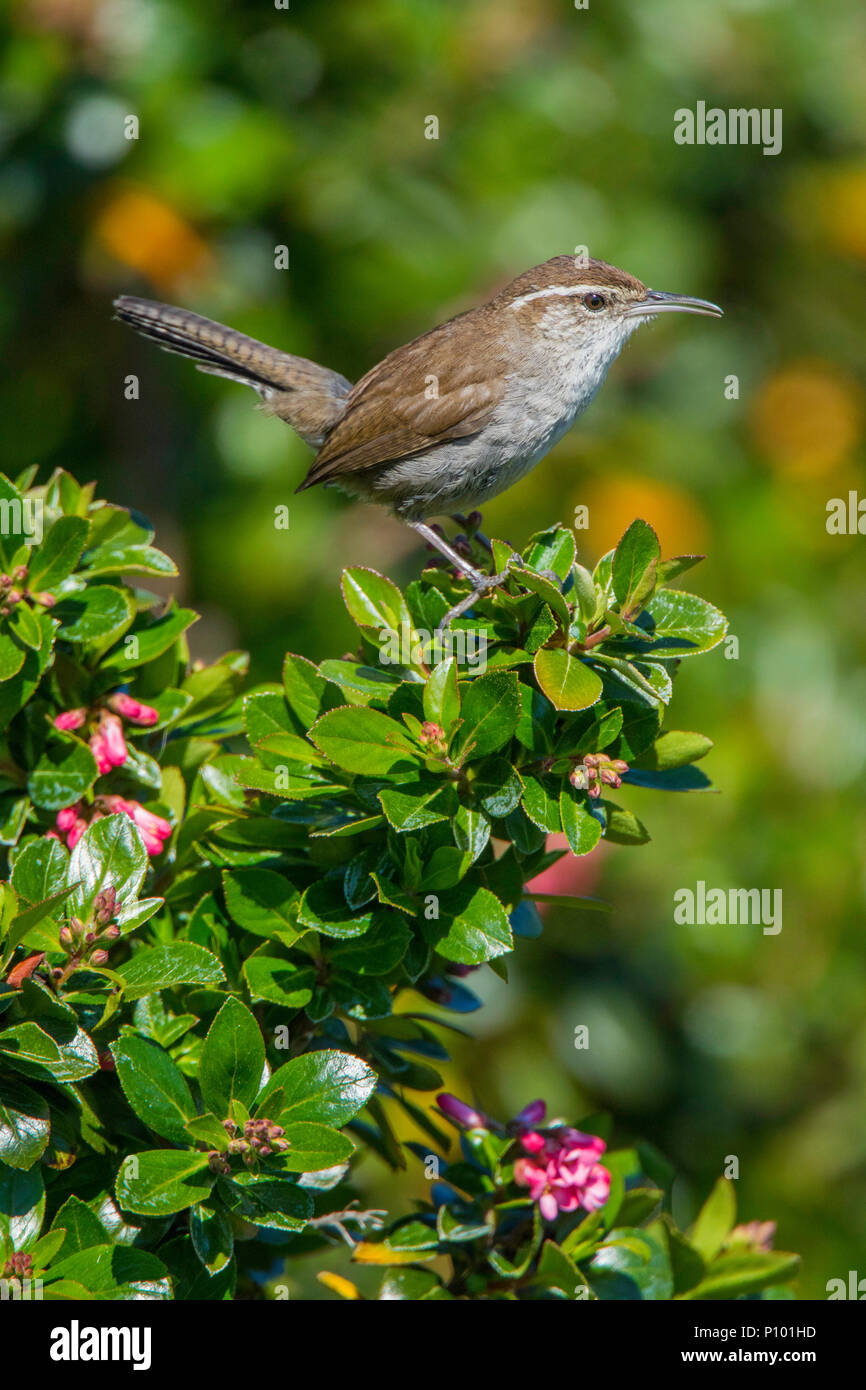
[95,187,212,290]
[822,167,866,261]
[577,474,709,561]
[751,363,862,478]
[317,1271,363,1299]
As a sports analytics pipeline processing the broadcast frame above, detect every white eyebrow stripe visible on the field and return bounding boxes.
[510,284,605,309]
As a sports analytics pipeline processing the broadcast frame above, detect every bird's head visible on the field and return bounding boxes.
[499,254,722,370]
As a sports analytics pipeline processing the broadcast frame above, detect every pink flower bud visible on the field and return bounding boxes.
[90,949,109,966]
[66,817,89,849]
[108,692,159,726]
[56,805,80,832]
[514,1099,547,1127]
[435,1093,488,1130]
[54,708,87,731]
[89,732,112,775]
[99,713,128,768]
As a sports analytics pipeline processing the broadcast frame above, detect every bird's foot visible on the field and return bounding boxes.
[437,567,512,631]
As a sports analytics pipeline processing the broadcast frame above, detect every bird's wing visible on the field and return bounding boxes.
[296,310,508,490]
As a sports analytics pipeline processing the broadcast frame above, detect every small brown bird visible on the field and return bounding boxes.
[114,256,721,622]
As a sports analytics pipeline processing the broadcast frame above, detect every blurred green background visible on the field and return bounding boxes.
[2,0,865,1298]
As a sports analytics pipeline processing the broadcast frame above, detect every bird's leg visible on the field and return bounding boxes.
[408,520,513,631]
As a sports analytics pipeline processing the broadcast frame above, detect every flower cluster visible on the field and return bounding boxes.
[436,1093,611,1222]
[206,1117,291,1174]
[512,1116,610,1221]
[0,564,55,616]
[54,692,159,775]
[50,795,171,855]
[54,887,120,983]
[569,752,629,797]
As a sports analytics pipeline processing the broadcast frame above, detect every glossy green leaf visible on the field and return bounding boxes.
[199,997,265,1119]
[534,647,602,711]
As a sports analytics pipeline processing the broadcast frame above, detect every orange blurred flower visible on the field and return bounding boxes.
[95,186,212,291]
[577,473,709,560]
[751,362,862,478]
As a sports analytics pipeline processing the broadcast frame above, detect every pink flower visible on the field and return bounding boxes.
[54,708,87,731]
[103,796,172,856]
[514,1126,609,1222]
[66,817,90,849]
[436,1093,489,1130]
[56,806,79,833]
[99,713,128,768]
[108,692,159,726]
[89,732,112,774]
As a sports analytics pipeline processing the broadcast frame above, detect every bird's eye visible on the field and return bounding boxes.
[582,292,606,311]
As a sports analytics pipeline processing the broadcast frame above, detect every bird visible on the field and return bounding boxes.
[113,255,721,624]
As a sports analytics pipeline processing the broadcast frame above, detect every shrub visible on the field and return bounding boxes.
[0,468,797,1300]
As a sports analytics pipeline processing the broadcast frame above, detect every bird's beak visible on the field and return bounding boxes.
[625,290,723,319]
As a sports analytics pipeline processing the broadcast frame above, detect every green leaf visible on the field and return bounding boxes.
[111,1035,196,1145]
[27,737,99,811]
[102,606,199,673]
[199,997,265,1119]
[604,806,650,845]
[255,1049,377,1127]
[520,772,562,832]
[560,786,604,856]
[54,585,134,644]
[423,883,513,965]
[218,1172,312,1231]
[0,1019,99,1082]
[633,730,713,771]
[0,1075,50,1169]
[68,813,148,917]
[689,1176,736,1261]
[243,947,315,1007]
[115,1150,213,1217]
[50,1196,109,1255]
[318,660,402,703]
[81,542,177,577]
[684,1249,800,1300]
[655,554,704,586]
[639,589,728,657]
[341,566,412,634]
[27,516,90,591]
[10,837,68,905]
[190,1203,234,1275]
[310,705,421,776]
[0,1160,45,1251]
[297,878,375,939]
[612,519,661,612]
[115,942,225,1001]
[588,1225,673,1300]
[9,601,43,650]
[423,656,460,731]
[222,867,300,940]
[47,1243,171,1299]
[278,1120,354,1171]
[0,629,27,682]
[282,653,327,728]
[534,647,602,712]
[453,671,520,760]
[378,778,456,831]
[523,525,576,580]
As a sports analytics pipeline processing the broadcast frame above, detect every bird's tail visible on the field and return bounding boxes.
[113,295,351,444]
